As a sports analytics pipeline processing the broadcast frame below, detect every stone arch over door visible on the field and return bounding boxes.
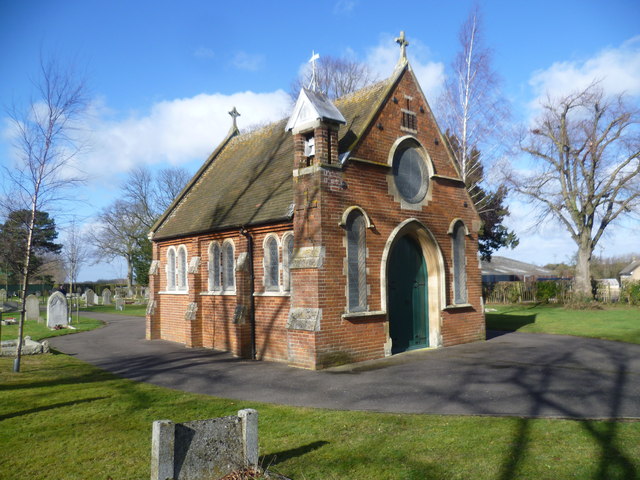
[381,218,445,354]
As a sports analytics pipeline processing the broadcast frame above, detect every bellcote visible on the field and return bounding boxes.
[285,87,346,134]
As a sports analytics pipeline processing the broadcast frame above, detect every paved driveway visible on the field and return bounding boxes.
[49,312,640,419]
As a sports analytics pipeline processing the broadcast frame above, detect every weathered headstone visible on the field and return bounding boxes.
[47,291,68,328]
[85,288,95,306]
[26,294,40,322]
[102,288,112,305]
[0,288,6,302]
[150,409,258,480]
[114,295,124,311]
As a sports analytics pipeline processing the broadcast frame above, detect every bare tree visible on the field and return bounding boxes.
[62,218,90,294]
[1,57,87,372]
[290,55,376,100]
[507,84,640,296]
[436,6,515,258]
[91,166,191,287]
[91,200,145,290]
[437,6,509,184]
[120,165,191,229]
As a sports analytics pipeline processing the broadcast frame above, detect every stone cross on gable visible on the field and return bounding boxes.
[229,106,240,130]
[395,31,409,61]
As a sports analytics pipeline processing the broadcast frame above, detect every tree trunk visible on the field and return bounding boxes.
[574,241,593,298]
[14,207,36,373]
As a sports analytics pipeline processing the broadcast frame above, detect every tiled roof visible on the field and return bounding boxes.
[620,260,640,276]
[152,73,397,241]
[481,256,553,277]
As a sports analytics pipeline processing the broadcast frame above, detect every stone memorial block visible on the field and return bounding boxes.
[115,295,124,311]
[47,291,68,328]
[0,289,6,302]
[150,409,258,480]
[35,291,41,297]
[85,289,95,306]
[25,294,40,321]
[287,307,322,331]
[102,288,112,305]
[290,246,325,269]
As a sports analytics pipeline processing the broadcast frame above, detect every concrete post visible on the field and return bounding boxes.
[238,409,258,468]
[150,420,175,480]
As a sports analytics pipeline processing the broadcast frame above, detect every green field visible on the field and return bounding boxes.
[485,304,640,344]
[1,353,639,480]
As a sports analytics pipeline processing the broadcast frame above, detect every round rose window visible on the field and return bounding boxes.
[392,144,428,204]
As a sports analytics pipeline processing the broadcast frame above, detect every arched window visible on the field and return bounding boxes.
[222,241,235,291]
[264,235,280,291]
[346,209,367,312]
[208,242,221,291]
[452,221,467,304]
[166,247,176,291]
[282,233,294,292]
[177,246,188,291]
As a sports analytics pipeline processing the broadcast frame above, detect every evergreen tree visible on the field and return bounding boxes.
[0,210,62,283]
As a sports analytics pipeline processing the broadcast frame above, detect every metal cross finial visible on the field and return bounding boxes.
[308,50,320,92]
[395,31,409,61]
[228,106,240,130]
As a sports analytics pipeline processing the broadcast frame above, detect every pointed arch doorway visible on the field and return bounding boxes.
[388,235,428,353]
[383,219,444,355]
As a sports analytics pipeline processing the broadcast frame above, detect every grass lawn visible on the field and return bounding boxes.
[485,304,640,344]
[1,354,639,480]
[0,316,103,342]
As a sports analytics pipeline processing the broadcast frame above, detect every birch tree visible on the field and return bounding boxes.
[507,85,640,296]
[437,6,516,258]
[1,58,87,372]
[62,218,90,294]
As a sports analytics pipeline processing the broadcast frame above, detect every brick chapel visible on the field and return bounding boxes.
[146,34,485,369]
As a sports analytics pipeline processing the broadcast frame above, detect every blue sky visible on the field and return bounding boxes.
[1,0,639,281]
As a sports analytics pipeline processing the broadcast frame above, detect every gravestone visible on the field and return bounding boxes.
[85,288,95,306]
[151,409,258,480]
[102,289,112,305]
[114,295,124,311]
[47,291,68,328]
[0,289,6,302]
[25,294,40,322]
[35,291,41,297]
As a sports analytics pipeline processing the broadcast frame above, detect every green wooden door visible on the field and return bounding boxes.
[388,235,429,353]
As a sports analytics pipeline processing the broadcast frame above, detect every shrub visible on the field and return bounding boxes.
[536,281,559,303]
[621,280,640,305]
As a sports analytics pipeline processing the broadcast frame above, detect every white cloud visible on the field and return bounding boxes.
[193,47,215,59]
[78,90,291,179]
[232,51,266,71]
[333,0,357,15]
[528,36,640,110]
[365,34,445,101]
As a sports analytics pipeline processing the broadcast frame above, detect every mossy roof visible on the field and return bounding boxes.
[151,71,400,241]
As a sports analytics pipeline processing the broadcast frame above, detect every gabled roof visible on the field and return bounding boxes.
[620,260,640,276]
[151,70,400,241]
[481,256,553,277]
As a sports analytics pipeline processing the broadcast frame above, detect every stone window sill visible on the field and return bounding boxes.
[200,291,236,296]
[444,303,473,310]
[158,290,189,295]
[342,310,386,320]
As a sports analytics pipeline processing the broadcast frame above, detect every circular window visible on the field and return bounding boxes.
[392,143,428,203]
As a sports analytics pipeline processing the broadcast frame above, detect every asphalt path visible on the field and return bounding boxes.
[49,312,640,419]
